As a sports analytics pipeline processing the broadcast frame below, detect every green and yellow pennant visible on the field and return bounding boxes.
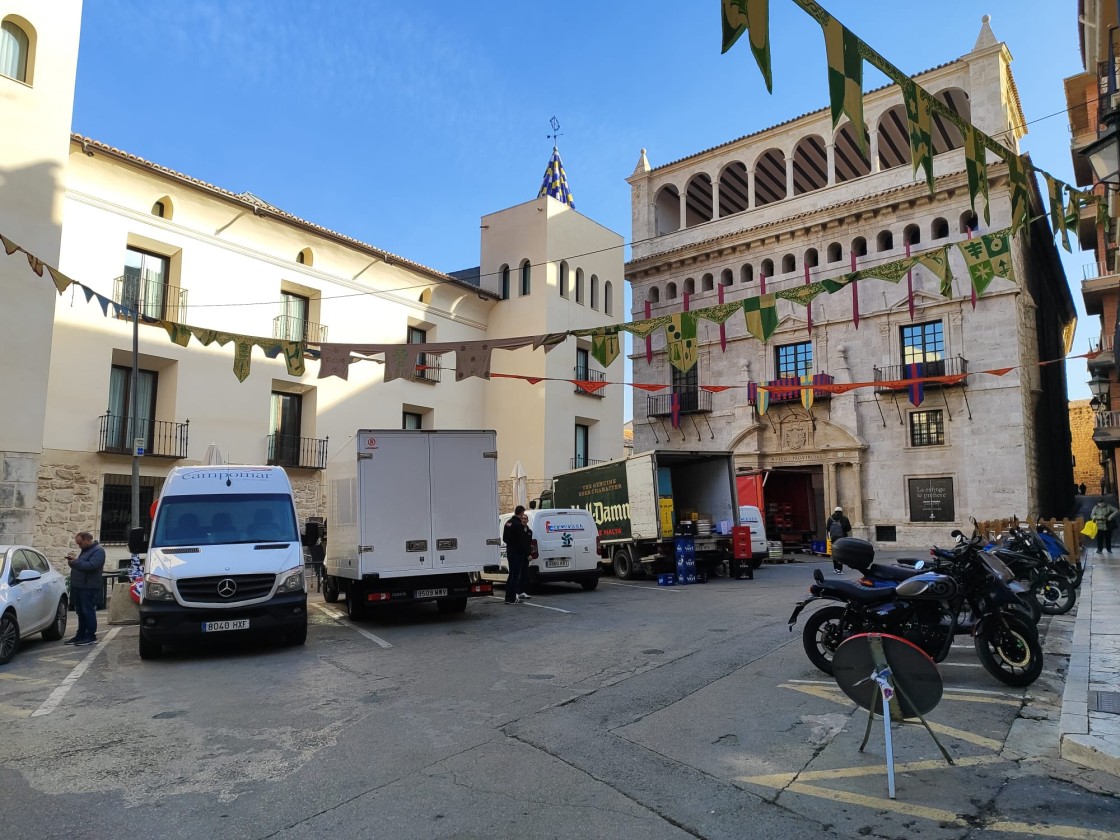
[665,313,699,373]
[777,282,828,307]
[915,246,954,298]
[964,126,991,226]
[1005,153,1031,236]
[721,0,772,93]
[1044,174,1071,252]
[957,230,1014,297]
[822,16,866,153]
[901,78,934,194]
[589,325,622,367]
[743,293,778,342]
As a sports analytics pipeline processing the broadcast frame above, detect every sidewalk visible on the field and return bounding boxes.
[1059,550,1120,775]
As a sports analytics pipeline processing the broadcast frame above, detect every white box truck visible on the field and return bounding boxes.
[546,450,741,580]
[320,430,501,617]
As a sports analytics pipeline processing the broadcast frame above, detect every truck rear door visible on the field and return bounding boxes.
[358,432,433,574]
[429,432,499,572]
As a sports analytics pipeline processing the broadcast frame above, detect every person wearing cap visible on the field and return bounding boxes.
[827,506,851,573]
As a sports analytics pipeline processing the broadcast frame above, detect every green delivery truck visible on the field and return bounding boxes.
[545,450,740,580]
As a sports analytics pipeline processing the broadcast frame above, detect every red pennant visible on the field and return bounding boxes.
[700,385,734,393]
[905,241,915,321]
[571,380,608,394]
[967,226,977,309]
[632,382,667,392]
[717,283,727,350]
[851,250,860,330]
[670,392,681,428]
[644,299,653,364]
[984,367,1015,377]
[804,262,813,334]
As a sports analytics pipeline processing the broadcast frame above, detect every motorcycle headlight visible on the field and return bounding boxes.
[143,573,176,602]
[278,567,305,593]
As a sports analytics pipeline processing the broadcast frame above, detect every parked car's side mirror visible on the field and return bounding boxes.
[301,521,322,547]
[15,569,42,583]
[127,527,149,554]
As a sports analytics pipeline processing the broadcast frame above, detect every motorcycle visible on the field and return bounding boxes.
[788,531,1043,687]
[985,528,1077,615]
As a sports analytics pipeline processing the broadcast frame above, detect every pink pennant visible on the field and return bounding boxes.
[905,241,914,321]
[717,284,727,350]
[851,251,859,330]
[804,262,813,334]
[644,300,652,364]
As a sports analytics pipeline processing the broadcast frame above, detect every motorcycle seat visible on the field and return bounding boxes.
[868,563,921,582]
[812,579,897,604]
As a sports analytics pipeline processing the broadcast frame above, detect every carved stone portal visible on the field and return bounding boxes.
[782,423,810,451]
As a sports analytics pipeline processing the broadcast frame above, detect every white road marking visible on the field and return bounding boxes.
[31,628,122,717]
[310,603,392,648]
[520,601,571,614]
[605,581,681,593]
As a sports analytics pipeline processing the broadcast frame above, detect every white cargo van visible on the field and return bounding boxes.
[737,505,769,568]
[492,508,600,592]
[129,466,308,660]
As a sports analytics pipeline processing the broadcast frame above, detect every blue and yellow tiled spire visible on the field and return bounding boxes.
[538,146,575,208]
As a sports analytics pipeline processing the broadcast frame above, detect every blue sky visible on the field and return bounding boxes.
[73,1,1092,403]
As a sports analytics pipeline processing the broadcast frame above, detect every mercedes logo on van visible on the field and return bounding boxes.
[216,578,237,598]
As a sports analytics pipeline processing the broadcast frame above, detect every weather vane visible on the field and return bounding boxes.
[547,116,563,145]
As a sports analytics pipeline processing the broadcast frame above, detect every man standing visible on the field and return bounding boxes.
[828,506,851,574]
[1090,499,1119,554]
[502,505,532,604]
[65,531,105,646]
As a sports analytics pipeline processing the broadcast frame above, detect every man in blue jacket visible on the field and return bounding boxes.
[65,531,105,646]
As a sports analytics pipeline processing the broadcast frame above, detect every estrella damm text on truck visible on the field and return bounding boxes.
[552,461,632,541]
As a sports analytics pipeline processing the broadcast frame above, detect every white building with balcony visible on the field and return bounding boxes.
[625,19,1075,547]
[0,0,623,559]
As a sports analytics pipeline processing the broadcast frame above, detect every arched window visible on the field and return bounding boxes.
[932,88,970,154]
[741,263,754,284]
[1,18,32,84]
[792,135,828,195]
[753,148,788,206]
[604,280,613,315]
[419,288,432,305]
[666,282,678,300]
[655,185,681,235]
[684,174,714,227]
[852,237,867,257]
[296,247,313,266]
[931,218,949,240]
[500,264,510,300]
[590,274,599,310]
[781,254,796,274]
[876,230,894,252]
[834,122,871,182]
[701,275,713,292]
[152,196,174,220]
[685,277,697,295]
[575,268,584,304]
[760,258,774,278]
[903,225,921,246]
[827,242,843,263]
[805,248,819,268]
[559,261,569,297]
[959,211,978,234]
[520,259,531,296]
[647,285,660,304]
[717,161,750,217]
[720,268,733,287]
[875,105,909,171]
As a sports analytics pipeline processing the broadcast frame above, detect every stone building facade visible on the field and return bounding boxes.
[625,21,1075,547]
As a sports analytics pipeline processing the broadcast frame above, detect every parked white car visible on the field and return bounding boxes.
[490,509,600,592]
[0,545,68,665]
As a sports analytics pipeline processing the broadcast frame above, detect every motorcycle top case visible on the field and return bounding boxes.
[832,537,875,572]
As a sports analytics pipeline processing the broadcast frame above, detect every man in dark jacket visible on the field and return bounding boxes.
[502,505,533,604]
[828,507,852,574]
[65,531,105,646]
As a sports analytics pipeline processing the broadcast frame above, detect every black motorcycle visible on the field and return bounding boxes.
[788,532,1043,687]
[986,528,1077,615]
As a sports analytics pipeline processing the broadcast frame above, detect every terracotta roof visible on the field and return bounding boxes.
[71,135,498,298]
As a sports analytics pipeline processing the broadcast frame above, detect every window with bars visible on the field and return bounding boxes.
[909,410,945,447]
[99,474,163,543]
[776,342,813,378]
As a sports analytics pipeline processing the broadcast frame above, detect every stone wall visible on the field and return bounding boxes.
[1070,400,1100,491]
[1,451,41,547]
[34,457,100,572]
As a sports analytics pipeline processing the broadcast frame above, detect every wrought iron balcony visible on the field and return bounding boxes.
[112,275,189,322]
[413,353,442,383]
[1089,333,1115,372]
[647,389,713,417]
[573,366,606,396]
[760,373,836,404]
[570,457,607,469]
[98,414,189,459]
[873,357,967,393]
[272,314,328,345]
[267,434,328,470]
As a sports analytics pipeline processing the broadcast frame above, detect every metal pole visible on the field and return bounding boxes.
[130,285,140,532]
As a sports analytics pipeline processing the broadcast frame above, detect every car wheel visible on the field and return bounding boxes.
[436,597,468,614]
[138,631,161,661]
[285,622,308,646]
[0,612,19,665]
[613,549,637,580]
[41,597,67,641]
[579,574,600,591]
[346,587,365,621]
[322,576,340,604]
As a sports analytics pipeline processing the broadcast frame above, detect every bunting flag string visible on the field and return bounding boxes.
[957,228,1014,298]
[900,78,934,195]
[721,0,773,93]
[822,14,867,153]
[964,126,991,226]
[1044,174,1071,253]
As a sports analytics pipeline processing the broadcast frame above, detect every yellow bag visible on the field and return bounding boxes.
[1082,520,1099,539]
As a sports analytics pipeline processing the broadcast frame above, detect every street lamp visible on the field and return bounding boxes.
[1089,370,1111,410]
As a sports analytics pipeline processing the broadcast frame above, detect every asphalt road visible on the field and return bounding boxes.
[1,560,1118,839]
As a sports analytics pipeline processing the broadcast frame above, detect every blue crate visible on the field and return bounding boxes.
[657,573,676,586]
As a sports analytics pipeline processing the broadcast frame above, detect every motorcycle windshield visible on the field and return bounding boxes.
[980,550,1014,583]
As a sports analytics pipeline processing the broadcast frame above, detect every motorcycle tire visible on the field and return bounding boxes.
[1053,558,1083,589]
[1032,574,1076,615]
[801,605,847,676]
[974,614,1043,687]
[1014,592,1042,625]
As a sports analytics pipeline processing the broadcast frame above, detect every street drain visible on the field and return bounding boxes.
[1089,691,1120,714]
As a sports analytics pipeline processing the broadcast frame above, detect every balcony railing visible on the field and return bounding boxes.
[873,357,968,393]
[413,354,442,383]
[647,389,713,417]
[98,414,189,459]
[112,275,188,322]
[272,314,328,345]
[570,457,607,469]
[573,366,606,396]
[1091,333,1115,353]
[267,434,328,470]
[760,372,836,404]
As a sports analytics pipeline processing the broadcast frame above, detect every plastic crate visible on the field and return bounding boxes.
[657,573,676,586]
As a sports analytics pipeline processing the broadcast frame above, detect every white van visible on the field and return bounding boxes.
[492,509,600,592]
[129,466,309,660]
[737,505,769,568]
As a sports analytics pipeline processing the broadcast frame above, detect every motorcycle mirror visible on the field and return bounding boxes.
[813,568,824,584]
[951,529,963,539]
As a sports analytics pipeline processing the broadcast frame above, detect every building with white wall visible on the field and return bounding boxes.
[625,19,1075,547]
[0,1,624,560]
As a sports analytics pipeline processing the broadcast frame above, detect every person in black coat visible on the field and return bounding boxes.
[502,505,533,604]
[828,507,852,574]
[65,531,106,645]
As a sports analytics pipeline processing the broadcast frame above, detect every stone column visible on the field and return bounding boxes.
[850,460,864,527]
[826,143,836,186]
[869,130,880,174]
[786,155,796,199]
[747,168,756,210]
[825,460,837,511]
[712,178,721,219]
[679,188,689,229]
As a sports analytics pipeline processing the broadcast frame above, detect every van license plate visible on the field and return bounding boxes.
[545,559,569,568]
[202,619,249,633]
[414,588,447,598]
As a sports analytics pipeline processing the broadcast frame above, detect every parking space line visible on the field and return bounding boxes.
[520,601,571,614]
[31,627,121,717]
[984,822,1120,839]
[309,603,392,648]
[605,582,681,593]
